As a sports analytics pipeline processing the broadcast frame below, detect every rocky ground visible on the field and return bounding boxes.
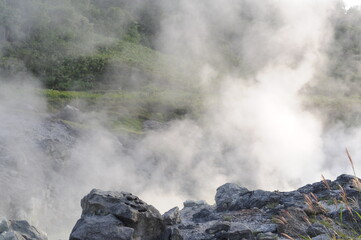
[66,174,361,240]
[2,174,361,239]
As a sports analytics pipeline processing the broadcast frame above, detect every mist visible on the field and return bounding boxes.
[1,0,361,239]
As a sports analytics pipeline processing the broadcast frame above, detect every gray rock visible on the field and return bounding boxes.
[70,215,134,240]
[276,207,310,238]
[279,191,305,209]
[255,224,278,233]
[9,221,47,240]
[205,222,231,234]
[242,190,281,209]
[312,234,331,240]
[0,231,25,240]
[257,232,278,240]
[69,175,361,240]
[70,189,165,240]
[192,208,216,223]
[162,227,183,240]
[0,220,47,240]
[0,219,9,233]
[215,229,255,240]
[215,183,249,211]
[163,207,181,225]
[183,200,207,208]
[307,223,328,237]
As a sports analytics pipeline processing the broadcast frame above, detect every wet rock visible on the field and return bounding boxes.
[70,189,165,240]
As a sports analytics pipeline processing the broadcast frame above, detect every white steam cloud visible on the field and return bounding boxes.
[1,1,361,239]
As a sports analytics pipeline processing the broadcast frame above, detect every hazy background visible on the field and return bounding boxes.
[1,0,361,239]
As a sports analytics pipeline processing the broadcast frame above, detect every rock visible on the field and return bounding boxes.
[0,219,47,240]
[257,232,278,240]
[183,200,207,208]
[242,190,281,209]
[69,175,361,240]
[1,231,26,240]
[0,219,9,233]
[279,191,305,209]
[56,105,82,122]
[329,208,361,231]
[306,223,328,237]
[142,120,168,131]
[70,215,134,240]
[215,229,255,240]
[276,208,310,238]
[312,234,331,240]
[334,174,358,188]
[162,227,183,240]
[215,183,249,211]
[70,189,165,240]
[255,224,278,234]
[192,208,215,223]
[205,222,231,234]
[163,207,181,225]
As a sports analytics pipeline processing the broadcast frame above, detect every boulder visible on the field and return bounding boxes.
[69,189,165,240]
[70,215,134,240]
[0,219,47,240]
[163,207,181,225]
[215,183,249,211]
[205,222,231,234]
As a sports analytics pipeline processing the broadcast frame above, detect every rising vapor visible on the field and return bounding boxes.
[1,1,360,239]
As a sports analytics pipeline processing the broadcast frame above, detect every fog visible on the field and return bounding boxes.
[1,0,361,239]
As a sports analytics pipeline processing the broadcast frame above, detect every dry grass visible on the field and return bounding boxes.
[346,147,357,176]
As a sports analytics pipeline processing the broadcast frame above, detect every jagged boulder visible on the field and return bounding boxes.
[215,183,249,211]
[215,183,282,211]
[0,219,47,240]
[69,175,361,240]
[69,189,165,240]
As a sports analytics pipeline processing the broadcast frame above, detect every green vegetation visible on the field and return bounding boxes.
[0,0,167,90]
[1,0,361,131]
[42,88,201,134]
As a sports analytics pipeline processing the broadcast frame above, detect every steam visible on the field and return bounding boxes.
[1,1,361,240]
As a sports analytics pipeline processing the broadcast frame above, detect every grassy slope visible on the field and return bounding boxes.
[42,88,201,134]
